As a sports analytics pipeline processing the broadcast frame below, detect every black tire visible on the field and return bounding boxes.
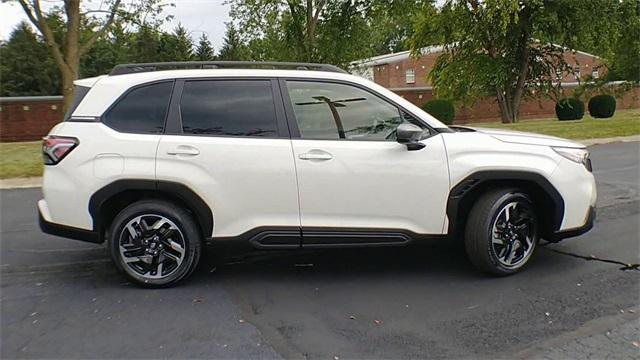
[464,188,539,276]
[108,200,202,287]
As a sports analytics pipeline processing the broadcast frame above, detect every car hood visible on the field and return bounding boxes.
[460,127,586,148]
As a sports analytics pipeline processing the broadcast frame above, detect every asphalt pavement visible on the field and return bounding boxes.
[1,141,639,359]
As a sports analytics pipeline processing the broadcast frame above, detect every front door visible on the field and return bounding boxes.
[281,79,450,245]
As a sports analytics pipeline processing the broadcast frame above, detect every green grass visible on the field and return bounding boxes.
[473,109,640,140]
[0,109,638,179]
[0,141,42,179]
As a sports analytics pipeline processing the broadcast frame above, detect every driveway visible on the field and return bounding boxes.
[1,141,638,359]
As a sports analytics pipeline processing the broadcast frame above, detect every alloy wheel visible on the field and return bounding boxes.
[118,214,186,280]
[491,201,537,269]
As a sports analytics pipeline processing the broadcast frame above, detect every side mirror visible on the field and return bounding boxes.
[396,123,426,151]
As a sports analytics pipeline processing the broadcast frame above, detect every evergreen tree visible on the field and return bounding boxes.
[195,33,215,61]
[0,22,61,96]
[218,24,249,60]
[159,24,194,61]
[134,25,162,62]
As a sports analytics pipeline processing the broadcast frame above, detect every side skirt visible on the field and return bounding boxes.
[208,227,446,249]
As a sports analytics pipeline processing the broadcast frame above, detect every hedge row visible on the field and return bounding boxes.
[422,99,455,125]
[555,95,616,120]
[420,95,616,123]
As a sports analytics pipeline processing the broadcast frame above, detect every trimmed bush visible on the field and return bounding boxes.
[588,94,616,118]
[555,98,585,121]
[422,99,455,125]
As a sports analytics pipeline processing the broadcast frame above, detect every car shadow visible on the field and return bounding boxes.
[191,239,485,283]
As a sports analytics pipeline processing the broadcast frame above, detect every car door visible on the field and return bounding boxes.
[156,78,301,246]
[281,79,450,245]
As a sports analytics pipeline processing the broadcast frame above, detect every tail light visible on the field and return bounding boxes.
[42,136,79,165]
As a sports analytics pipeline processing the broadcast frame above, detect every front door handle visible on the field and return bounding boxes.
[167,145,200,156]
[299,150,333,161]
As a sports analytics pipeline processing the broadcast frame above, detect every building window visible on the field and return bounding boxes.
[51,105,57,110]
[23,105,29,111]
[556,68,563,80]
[574,66,581,79]
[406,69,416,84]
[592,69,599,79]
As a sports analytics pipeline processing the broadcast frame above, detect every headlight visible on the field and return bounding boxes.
[553,147,591,171]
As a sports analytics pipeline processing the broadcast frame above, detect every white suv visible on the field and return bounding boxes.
[38,61,596,287]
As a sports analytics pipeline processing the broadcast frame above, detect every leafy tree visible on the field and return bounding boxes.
[0,22,61,96]
[607,0,640,82]
[195,33,215,61]
[14,0,167,111]
[366,0,434,54]
[217,24,250,60]
[410,0,617,123]
[227,0,369,66]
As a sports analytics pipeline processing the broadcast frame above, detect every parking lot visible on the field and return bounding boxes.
[1,141,639,359]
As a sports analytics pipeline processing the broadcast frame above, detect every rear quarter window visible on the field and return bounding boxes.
[64,86,90,120]
[102,81,173,134]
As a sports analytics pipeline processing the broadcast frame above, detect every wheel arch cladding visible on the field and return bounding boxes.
[446,171,564,239]
[88,180,213,241]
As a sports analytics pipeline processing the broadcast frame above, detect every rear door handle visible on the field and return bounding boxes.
[299,150,333,161]
[167,145,200,156]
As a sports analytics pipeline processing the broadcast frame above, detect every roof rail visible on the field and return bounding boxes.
[109,61,347,76]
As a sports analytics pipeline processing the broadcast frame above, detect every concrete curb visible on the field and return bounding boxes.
[0,177,42,189]
[578,135,640,146]
[0,136,638,190]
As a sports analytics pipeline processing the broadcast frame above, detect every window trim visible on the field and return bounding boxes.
[167,77,290,139]
[279,78,436,142]
[405,69,416,84]
[574,66,581,79]
[100,80,175,135]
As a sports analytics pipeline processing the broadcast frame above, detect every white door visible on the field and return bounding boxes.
[283,80,450,238]
[156,79,300,243]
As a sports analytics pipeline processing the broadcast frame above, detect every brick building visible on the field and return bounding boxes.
[351,46,639,123]
[0,96,64,142]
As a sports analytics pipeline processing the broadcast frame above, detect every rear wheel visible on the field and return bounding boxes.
[465,189,539,275]
[108,200,201,287]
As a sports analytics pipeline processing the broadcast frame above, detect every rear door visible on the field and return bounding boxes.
[156,78,301,245]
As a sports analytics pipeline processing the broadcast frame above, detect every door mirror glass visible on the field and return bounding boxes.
[396,123,426,150]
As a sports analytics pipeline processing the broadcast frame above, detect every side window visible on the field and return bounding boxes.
[286,81,407,141]
[180,80,278,137]
[103,82,172,134]
[64,85,90,120]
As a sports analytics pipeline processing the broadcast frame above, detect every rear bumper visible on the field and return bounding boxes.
[549,206,596,242]
[38,205,102,244]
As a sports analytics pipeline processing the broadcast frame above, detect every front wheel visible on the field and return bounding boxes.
[464,189,539,275]
[108,200,202,287]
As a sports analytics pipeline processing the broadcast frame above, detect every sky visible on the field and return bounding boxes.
[0,0,232,50]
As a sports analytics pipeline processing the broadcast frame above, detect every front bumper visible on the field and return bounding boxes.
[549,206,596,242]
[38,205,102,244]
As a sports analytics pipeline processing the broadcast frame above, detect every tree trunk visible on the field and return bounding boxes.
[60,62,78,113]
[17,0,121,114]
[496,88,516,123]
